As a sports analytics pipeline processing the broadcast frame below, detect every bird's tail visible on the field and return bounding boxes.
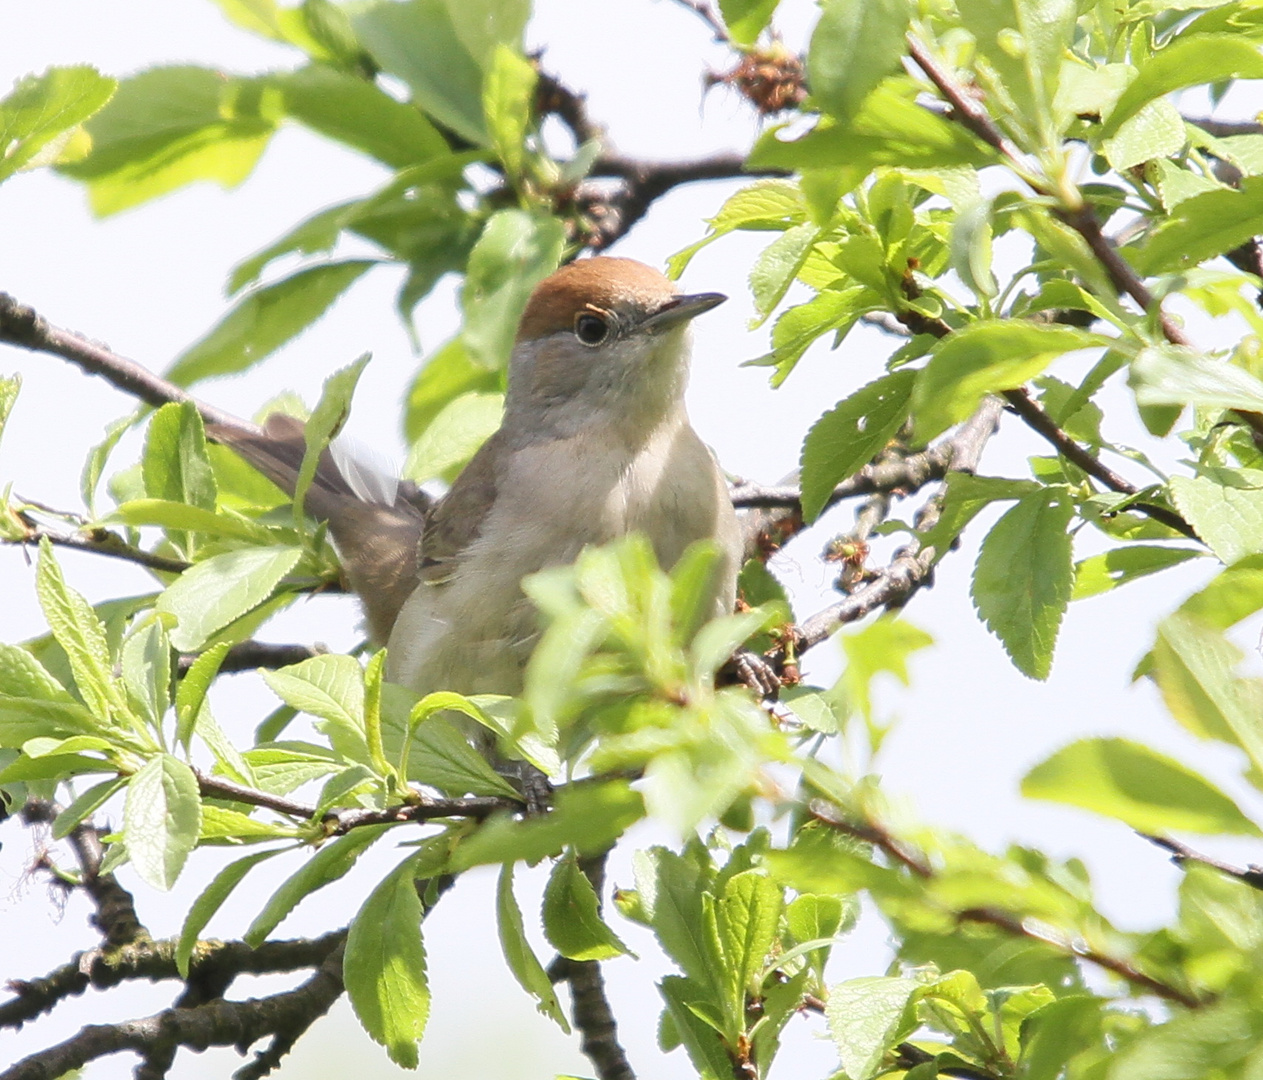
[208,414,426,644]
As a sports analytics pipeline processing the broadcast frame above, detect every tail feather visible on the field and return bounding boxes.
[207,414,426,644]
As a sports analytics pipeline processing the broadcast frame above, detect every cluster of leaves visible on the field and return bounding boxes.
[6,0,1263,1077]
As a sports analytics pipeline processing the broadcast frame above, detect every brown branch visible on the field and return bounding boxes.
[999,389,1197,537]
[1186,116,1263,138]
[808,800,1205,1009]
[0,293,258,436]
[1,941,347,1080]
[956,907,1204,1009]
[193,768,521,828]
[808,800,932,878]
[8,523,192,575]
[0,933,343,1031]
[1141,833,1263,892]
[21,799,144,949]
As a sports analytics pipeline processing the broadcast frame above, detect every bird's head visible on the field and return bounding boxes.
[504,257,726,439]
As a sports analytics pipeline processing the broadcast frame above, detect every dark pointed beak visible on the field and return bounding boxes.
[639,291,727,332]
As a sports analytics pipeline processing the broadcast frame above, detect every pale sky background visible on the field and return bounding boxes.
[2,3,1263,1078]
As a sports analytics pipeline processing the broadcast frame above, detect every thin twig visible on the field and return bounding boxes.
[0,293,257,436]
[10,525,192,575]
[956,907,1204,1009]
[808,800,1205,1009]
[1140,833,1263,892]
[668,0,730,42]
[193,768,521,828]
[21,799,144,949]
[791,398,1002,652]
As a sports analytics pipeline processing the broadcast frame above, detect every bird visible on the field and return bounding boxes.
[212,256,742,752]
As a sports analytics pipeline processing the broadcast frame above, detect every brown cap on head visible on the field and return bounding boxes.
[515,257,680,343]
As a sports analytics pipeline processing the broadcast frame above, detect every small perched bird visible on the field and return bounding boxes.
[214,256,741,717]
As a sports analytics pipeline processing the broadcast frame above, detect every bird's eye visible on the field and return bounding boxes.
[574,313,609,346]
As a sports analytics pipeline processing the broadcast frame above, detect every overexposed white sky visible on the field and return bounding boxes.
[3,3,1263,1078]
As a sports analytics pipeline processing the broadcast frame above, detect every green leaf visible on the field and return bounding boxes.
[124,753,202,890]
[1023,737,1262,835]
[949,198,997,301]
[35,538,127,722]
[272,64,448,168]
[0,698,103,747]
[450,780,644,871]
[497,862,570,1031]
[142,402,217,511]
[403,336,503,442]
[345,852,431,1067]
[58,66,274,215]
[0,642,76,702]
[1110,1001,1263,1080]
[718,0,779,45]
[971,488,1074,680]
[245,825,392,946]
[460,209,565,370]
[841,615,934,723]
[668,180,806,278]
[107,500,271,543]
[1129,175,1263,277]
[1179,556,1263,631]
[750,81,993,175]
[825,976,918,1080]
[1072,546,1202,600]
[53,777,128,840]
[716,870,781,1020]
[176,641,233,753]
[120,620,172,731]
[1101,97,1186,171]
[1104,35,1263,139]
[482,45,536,183]
[808,0,911,124]
[0,66,116,183]
[634,846,719,990]
[749,223,819,324]
[176,847,284,977]
[395,698,520,798]
[542,854,631,962]
[1152,612,1263,779]
[354,0,488,144]
[800,370,915,521]
[260,654,367,763]
[957,0,1076,142]
[403,390,503,484]
[913,321,1103,442]
[293,354,371,528]
[157,546,303,652]
[166,261,375,386]
[659,975,732,1080]
[1131,344,1263,413]
[1169,473,1263,565]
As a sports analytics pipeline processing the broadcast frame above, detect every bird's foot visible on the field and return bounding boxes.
[724,649,782,701]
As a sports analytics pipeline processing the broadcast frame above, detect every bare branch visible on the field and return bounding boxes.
[192,768,522,828]
[0,293,257,437]
[1141,833,1263,892]
[7,522,192,575]
[1,941,347,1080]
[0,933,343,1031]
